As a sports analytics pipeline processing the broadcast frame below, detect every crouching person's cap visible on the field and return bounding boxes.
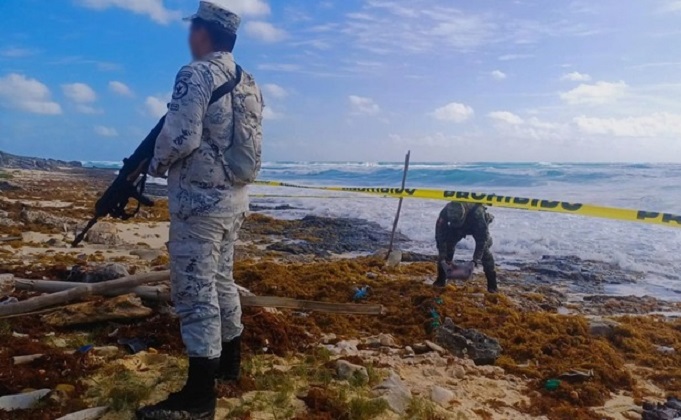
[184,1,241,34]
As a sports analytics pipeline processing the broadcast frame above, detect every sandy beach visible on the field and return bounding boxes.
[0,165,680,420]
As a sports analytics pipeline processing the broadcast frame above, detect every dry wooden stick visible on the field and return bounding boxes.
[13,276,384,315]
[0,271,169,317]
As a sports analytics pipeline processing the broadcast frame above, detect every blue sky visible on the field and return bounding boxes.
[1,0,681,162]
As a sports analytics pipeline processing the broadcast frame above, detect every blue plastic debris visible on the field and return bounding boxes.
[77,344,94,354]
[353,286,371,301]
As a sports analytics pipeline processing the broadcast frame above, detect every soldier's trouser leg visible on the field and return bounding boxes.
[169,214,244,359]
[436,242,456,284]
[216,214,245,342]
[481,244,497,292]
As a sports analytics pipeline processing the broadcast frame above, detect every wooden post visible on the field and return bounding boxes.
[387,150,411,258]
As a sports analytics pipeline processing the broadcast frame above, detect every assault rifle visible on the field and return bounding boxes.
[72,117,165,247]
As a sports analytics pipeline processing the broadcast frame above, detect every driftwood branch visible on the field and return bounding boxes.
[12,275,384,316]
[12,354,44,365]
[14,278,170,301]
[0,271,169,318]
[0,236,21,242]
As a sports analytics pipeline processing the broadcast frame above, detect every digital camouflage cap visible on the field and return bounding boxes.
[184,1,241,34]
[445,202,471,228]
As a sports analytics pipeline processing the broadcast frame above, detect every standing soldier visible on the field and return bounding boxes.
[434,202,498,293]
[137,2,263,419]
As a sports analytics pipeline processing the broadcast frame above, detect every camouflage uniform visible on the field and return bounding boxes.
[435,202,498,292]
[149,51,263,358]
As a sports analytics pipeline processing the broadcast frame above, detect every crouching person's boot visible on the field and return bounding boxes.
[217,335,241,382]
[136,357,218,420]
[486,271,498,294]
[433,261,448,288]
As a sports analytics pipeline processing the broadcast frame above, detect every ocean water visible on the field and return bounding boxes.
[83,161,681,300]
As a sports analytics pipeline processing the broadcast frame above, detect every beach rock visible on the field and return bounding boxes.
[656,345,675,355]
[449,365,466,379]
[364,333,397,348]
[45,238,67,248]
[68,263,129,283]
[20,208,72,229]
[412,342,430,354]
[0,210,21,228]
[249,203,300,212]
[85,222,120,245]
[336,360,369,382]
[430,386,454,407]
[320,333,337,344]
[425,340,446,354]
[130,249,163,261]
[379,333,397,347]
[255,215,409,256]
[435,318,502,365]
[0,274,14,294]
[0,181,21,192]
[372,371,412,414]
[326,340,359,356]
[642,397,681,420]
[588,318,620,337]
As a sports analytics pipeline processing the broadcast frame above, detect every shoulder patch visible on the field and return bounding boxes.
[177,70,194,81]
[172,80,189,100]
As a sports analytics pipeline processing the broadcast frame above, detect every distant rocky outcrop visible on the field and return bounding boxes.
[0,150,82,171]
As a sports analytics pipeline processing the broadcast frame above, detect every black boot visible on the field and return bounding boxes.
[433,261,447,288]
[136,357,218,420]
[217,336,241,382]
[486,271,498,293]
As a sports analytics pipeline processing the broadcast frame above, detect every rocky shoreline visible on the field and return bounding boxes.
[0,165,680,419]
[0,151,82,171]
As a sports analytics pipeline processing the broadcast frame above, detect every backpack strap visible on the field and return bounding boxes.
[209,65,242,105]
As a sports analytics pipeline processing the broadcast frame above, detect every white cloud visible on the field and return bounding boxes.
[62,83,97,103]
[0,73,62,115]
[498,54,533,61]
[490,113,565,142]
[263,106,284,120]
[109,81,134,97]
[345,6,496,54]
[490,70,507,80]
[76,0,180,24]
[0,47,38,58]
[659,0,681,13]
[262,83,288,99]
[574,113,681,137]
[244,21,288,43]
[210,0,270,16]
[431,102,474,122]
[76,105,103,114]
[488,111,524,125]
[349,95,380,116]
[94,125,118,137]
[561,71,592,82]
[145,94,168,118]
[560,81,628,105]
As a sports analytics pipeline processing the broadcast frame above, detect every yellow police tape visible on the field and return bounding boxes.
[254,180,681,229]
